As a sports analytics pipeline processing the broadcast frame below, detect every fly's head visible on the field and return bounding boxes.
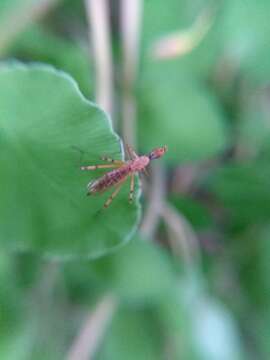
[148,145,168,160]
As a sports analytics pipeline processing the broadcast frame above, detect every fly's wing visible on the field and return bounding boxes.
[87,177,111,195]
[87,179,100,195]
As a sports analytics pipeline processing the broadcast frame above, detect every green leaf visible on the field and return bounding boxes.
[157,278,245,360]
[220,0,270,59]
[0,0,61,54]
[138,66,228,163]
[219,0,270,85]
[93,235,175,302]
[6,25,93,98]
[96,307,163,360]
[207,163,270,228]
[141,0,222,78]
[0,63,140,259]
[139,3,228,162]
[0,254,23,334]
[237,97,270,160]
[233,225,270,309]
[169,195,213,230]
[61,235,175,304]
[0,0,25,19]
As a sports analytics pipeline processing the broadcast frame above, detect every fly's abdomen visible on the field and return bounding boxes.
[87,166,130,194]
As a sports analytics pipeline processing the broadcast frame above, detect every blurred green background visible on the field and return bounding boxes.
[1,0,270,359]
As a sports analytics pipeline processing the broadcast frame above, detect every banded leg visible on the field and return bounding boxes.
[81,164,119,171]
[104,181,125,208]
[129,173,135,203]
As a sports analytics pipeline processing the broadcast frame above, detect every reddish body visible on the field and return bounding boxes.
[88,156,149,194]
[81,145,167,208]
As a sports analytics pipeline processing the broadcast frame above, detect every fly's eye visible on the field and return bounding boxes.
[148,151,156,160]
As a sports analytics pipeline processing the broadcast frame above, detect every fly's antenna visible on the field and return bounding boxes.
[124,142,139,160]
[123,142,132,160]
[70,145,88,167]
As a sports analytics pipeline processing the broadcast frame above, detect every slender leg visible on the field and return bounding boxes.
[81,164,119,171]
[104,181,125,208]
[143,168,149,177]
[125,143,138,160]
[129,173,135,203]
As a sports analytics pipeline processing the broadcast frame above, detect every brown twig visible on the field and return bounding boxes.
[84,0,114,117]
[120,0,142,148]
[67,294,118,360]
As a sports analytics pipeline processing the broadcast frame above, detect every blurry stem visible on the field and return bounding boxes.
[120,0,142,148]
[161,203,202,274]
[29,262,60,313]
[85,0,114,117]
[0,0,61,55]
[68,4,117,359]
[67,294,118,360]
[140,164,201,273]
[140,163,166,238]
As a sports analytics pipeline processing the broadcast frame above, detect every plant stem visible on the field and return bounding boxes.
[67,294,118,360]
[120,0,142,148]
[84,0,114,118]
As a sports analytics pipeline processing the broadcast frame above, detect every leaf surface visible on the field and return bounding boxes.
[0,63,140,258]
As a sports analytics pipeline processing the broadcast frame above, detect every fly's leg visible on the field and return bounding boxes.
[104,181,125,208]
[143,168,149,177]
[81,164,119,171]
[125,143,139,160]
[129,173,135,203]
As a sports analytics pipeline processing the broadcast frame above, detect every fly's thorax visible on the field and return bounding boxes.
[131,156,150,172]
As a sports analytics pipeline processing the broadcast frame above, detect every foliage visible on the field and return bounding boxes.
[0,63,140,258]
[0,0,269,359]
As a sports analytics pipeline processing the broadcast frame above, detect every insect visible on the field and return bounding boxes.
[81,144,167,208]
